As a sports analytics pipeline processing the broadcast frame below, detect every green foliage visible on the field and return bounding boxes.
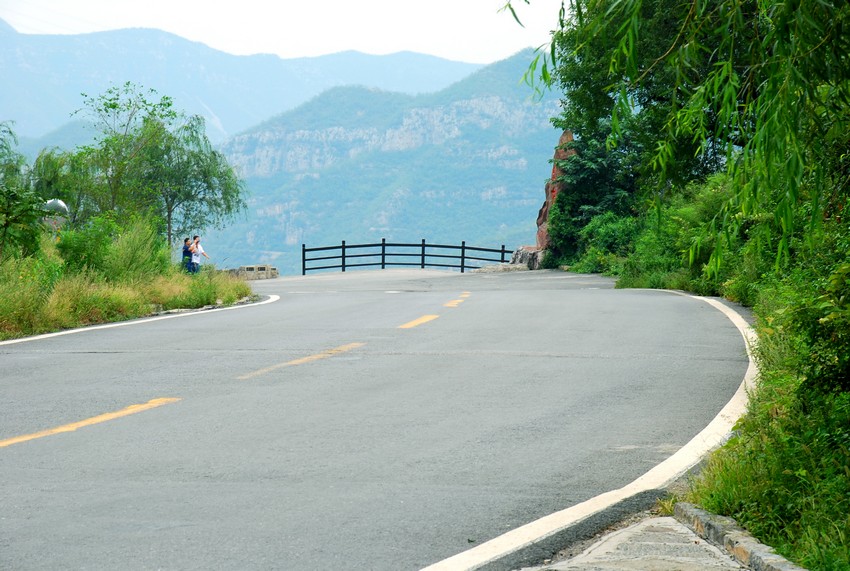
[690,284,850,569]
[578,212,640,257]
[30,148,98,225]
[545,135,640,264]
[139,115,246,244]
[56,215,119,273]
[43,272,148,327]
[55,213,172,282]
[588,0,847,269]
[0,122,47,260]
[0,182,47,260]
[792,262,850,396]
[160,266,249,309]
[569,212,640,274]
[101,215,171,282]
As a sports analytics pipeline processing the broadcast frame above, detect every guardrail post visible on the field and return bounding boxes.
[460,240,466,273]
[302,243,306,275]
[381,238,386,269]
[501,244,507,263]
[420,239,426,268]
[341,240,346,272]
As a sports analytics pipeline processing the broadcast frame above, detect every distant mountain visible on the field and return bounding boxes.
[0,18,483,142]
[210,50,561,274]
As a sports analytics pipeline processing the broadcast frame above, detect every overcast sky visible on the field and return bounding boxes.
[0,0,561,63]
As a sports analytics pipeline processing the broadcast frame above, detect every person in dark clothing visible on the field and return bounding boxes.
[181,237,194,272]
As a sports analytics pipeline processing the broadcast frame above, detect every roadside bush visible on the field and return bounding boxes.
[578,212,641,257]
[101,215,171,282]
[570,246,620,274]
[688,217,850,569]
[56,215,118,274]
[617,220,687,289]
[568,212,641,274]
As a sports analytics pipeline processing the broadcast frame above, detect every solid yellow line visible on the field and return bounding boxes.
[398,315,440,329]
[0,398,181,449]
[237,342,366,380]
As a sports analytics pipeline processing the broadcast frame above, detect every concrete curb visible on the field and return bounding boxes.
[674,503,807,571]
[472,489,667,571]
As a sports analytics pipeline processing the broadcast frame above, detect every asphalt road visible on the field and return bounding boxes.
[0,269,749,570]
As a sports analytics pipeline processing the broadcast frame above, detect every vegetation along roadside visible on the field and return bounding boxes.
[510,0,849,568]
[1,84,251,341]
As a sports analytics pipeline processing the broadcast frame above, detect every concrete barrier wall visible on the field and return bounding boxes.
[233,265,279,280]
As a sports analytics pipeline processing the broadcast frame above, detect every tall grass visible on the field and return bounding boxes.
[0,219,253,341]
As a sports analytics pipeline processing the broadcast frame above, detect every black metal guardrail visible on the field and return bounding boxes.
[302,239,510,275]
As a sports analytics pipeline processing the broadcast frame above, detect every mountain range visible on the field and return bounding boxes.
[1,20,563,276]
[0,17,482,143]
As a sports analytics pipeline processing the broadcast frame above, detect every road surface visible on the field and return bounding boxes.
[0,270,749,570]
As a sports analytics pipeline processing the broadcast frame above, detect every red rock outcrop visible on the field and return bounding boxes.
[536,130,575,250]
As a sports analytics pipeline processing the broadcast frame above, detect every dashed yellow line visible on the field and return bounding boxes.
[0,398,181,449]
[237,342,366,380]
[398,315,440,329]
[444,292,471,307]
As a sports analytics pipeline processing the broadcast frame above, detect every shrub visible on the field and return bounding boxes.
[101,215,171,281]
[56,215,118,273]
[578,212,641,257]
[571,246,620,274]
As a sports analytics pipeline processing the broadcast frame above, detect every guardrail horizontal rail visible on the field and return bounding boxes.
[302,239,509,275]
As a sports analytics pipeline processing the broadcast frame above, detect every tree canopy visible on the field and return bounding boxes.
[511,0,850,270]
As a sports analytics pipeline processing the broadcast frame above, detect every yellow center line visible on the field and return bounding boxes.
[237,342,366,380]
[0,397,181,449]
[460,292,471,298]
[444,300,464,307]
[398,315,440,329]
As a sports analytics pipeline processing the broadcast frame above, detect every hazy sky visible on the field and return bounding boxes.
[0,0,561,63]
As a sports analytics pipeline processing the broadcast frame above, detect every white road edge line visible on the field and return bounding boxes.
[421,291,758,571]
[0,295,281,346]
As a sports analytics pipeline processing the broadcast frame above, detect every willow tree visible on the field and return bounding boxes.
[137,115,245,245]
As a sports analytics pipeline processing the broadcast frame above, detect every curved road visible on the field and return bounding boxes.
[0,270,749,570]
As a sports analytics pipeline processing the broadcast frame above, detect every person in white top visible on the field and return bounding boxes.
[191,235,210,273]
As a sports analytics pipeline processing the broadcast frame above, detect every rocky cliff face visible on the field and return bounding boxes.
[224,95,555,179]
